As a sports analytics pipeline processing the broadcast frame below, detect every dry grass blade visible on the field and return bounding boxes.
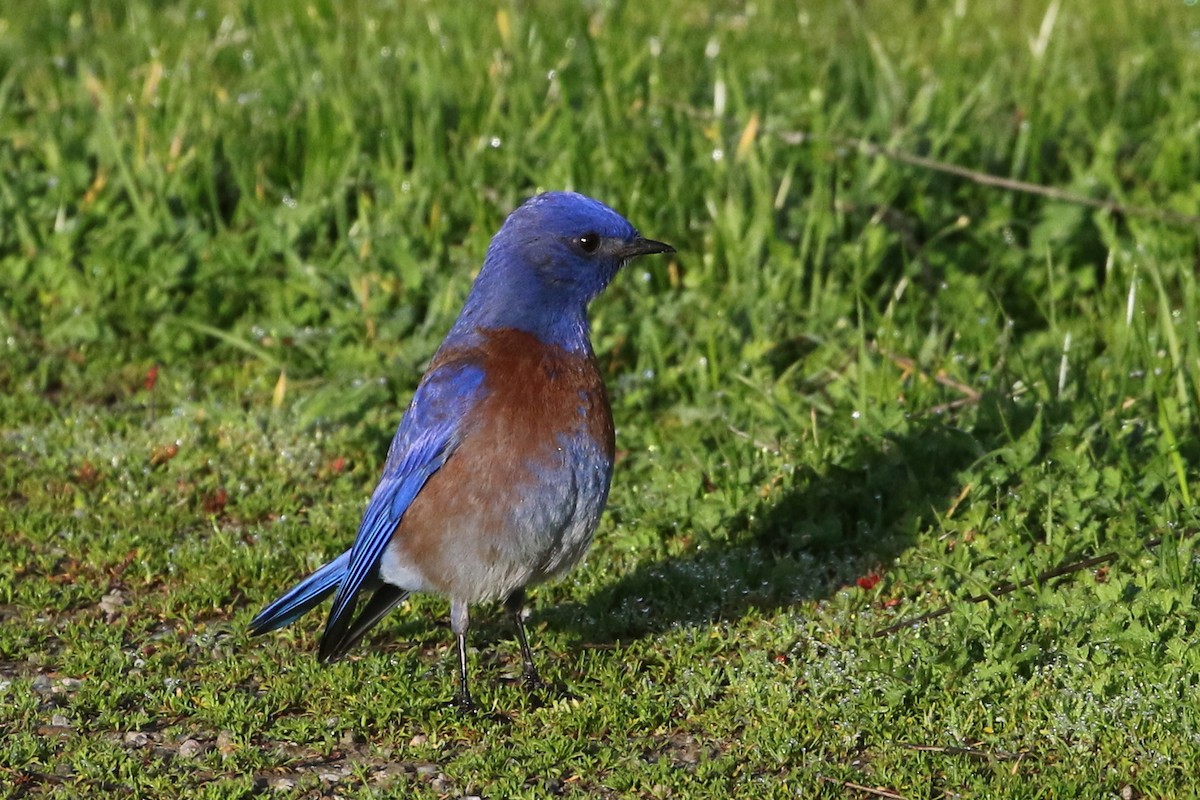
[781,132,1200,228]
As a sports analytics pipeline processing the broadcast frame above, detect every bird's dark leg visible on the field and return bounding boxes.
[450,598,475,711]
[504,588,544,689]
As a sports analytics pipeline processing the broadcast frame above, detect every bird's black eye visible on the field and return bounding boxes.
[575,232,601,254]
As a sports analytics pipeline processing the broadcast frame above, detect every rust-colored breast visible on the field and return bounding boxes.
[387,328,615,600]
[467,327,614,462]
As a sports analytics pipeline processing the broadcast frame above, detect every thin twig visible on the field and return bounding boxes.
[780,131,1200,228]
[879,347,983,416]
[895,741,1027,762]
[883,349,984,411]
[875,528,1195,637]
[727,424,782,454]
[884,352,982,402]
[818,775,909,800]
[943,483,973,522]
[925,395,981,416]
[873,551,1117,637]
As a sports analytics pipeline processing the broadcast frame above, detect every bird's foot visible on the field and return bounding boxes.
[543,682,580,704]
[452,688,477,714]
[521,666,546,693]
[518,669,579,706]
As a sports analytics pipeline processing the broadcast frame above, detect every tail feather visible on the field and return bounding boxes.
[249,551,351,635]
[319,585,411,662]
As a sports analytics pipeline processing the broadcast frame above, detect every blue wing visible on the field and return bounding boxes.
[316,359,485,661]
[248,358,486,660]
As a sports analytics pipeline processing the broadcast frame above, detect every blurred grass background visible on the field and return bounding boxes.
[2,1,1199,797]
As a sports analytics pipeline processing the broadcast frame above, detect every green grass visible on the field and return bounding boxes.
[3,0,1200,797]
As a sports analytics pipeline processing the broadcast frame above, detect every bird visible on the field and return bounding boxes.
[248,191,674,708]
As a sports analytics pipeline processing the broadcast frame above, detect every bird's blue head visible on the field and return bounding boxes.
[452,191,674,350]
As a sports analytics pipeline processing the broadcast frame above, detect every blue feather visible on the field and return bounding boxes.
[316,360,486,661]
[248,550,350,634]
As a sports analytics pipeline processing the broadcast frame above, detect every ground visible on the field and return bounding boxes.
[2,1,1199,797]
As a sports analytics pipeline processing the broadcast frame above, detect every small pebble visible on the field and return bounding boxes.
[50,714,71,728]
[99,591,127,620]
[216,730,237,755]
[56,678,83,693]
[177,738,204,759]
[371,765,406,786]
[124,731,151,747]
[269,777,296,791]
[31,675,53,694]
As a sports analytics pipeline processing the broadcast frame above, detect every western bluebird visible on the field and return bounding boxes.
[249,191,673,708]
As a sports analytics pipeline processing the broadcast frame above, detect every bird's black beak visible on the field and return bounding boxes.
[618,236,675,259]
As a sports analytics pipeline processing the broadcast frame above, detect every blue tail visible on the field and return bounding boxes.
[249,551,351,635]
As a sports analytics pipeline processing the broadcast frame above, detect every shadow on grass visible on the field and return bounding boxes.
[539,419,989,643]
